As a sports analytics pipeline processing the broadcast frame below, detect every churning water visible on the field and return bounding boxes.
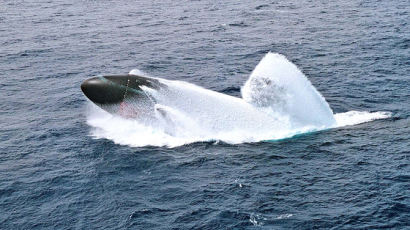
[87,53,390,147]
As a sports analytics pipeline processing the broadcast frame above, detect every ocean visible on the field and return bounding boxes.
[1,0,409,229]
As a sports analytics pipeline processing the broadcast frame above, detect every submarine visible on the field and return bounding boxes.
[81,74,164,117]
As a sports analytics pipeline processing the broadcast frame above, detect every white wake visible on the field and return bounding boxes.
[86,53,391,147]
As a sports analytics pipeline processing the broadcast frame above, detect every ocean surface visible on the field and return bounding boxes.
[1,0,409,229]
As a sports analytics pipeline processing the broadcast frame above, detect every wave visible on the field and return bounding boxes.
[86,53,391,147]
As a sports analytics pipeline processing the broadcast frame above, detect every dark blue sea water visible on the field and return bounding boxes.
[1,0,409,229]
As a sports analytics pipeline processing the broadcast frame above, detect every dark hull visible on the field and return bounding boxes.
[81,74,163,115]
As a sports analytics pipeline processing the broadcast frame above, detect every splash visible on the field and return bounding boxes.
[86,52,391,147]
[334,111,391,127]
[242,53,335,128]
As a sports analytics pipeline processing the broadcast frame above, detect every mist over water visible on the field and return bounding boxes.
[87,53,390,147]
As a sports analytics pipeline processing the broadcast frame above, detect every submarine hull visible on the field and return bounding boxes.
[81,74,162,116]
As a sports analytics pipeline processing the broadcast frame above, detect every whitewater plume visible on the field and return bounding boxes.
[86,52,391,147]
[242,53,336,128]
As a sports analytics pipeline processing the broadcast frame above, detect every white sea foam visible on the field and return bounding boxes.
[333,110,391,127]
[128,68,147,76]
[86,52,391,147]
[276,213,294,220]
[242,53,335,128]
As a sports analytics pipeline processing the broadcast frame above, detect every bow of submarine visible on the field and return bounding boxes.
[81,76,127,105]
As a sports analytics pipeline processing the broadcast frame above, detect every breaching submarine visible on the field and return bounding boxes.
[80,72,281,133]
[81,74,165,117]
[81,53,338,131]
